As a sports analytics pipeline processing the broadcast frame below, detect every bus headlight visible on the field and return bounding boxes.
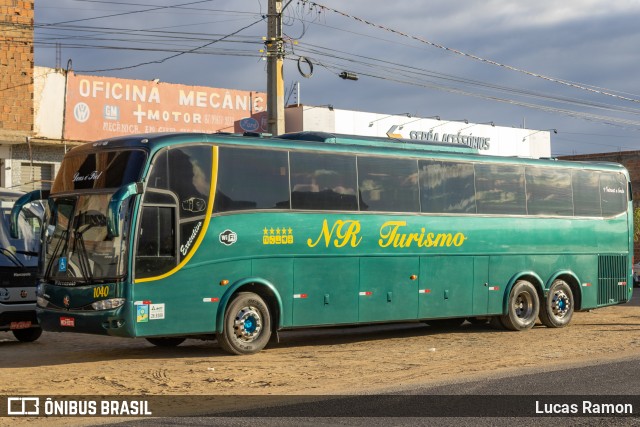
[91,298,126,311]
[36,296,48,308]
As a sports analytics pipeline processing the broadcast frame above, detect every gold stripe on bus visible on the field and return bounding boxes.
[135,145,218,283]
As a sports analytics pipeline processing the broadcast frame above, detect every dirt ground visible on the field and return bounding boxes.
[2,303,640,425]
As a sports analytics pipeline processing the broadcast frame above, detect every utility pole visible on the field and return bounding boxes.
[266,0,285,135]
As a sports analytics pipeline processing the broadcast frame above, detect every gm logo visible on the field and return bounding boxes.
[103,105,120,120]
[73,102,90,123]
[7,397,40,415]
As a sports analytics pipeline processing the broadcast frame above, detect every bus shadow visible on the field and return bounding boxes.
[2,321,502,368]
[270,321,499,350]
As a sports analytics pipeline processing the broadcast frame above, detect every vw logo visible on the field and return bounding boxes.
[73,102,90,123]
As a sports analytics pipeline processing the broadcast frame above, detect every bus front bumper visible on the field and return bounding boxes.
[36,307,130,337]
[0,302,38,331]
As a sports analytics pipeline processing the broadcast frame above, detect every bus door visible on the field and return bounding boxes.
[418,256,475,319]
[472,256,490,315]
[358,257,419,322]
[132,145,216,336]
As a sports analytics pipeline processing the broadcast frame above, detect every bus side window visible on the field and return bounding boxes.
[573,170,601,216]
[358,156,419,212]
[525,167,572,216]
[214,147,290,212]
[290,152,358,211]
[141,146,213,269]
[419,160,475,214]
[135,204,176,278]
[475,163,526,215]
[600,172,628,217]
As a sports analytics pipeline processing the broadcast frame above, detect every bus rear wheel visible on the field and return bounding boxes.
[217,292,271,355]
[12,327,42,342]
[146,337,186,347]
[501,280,539,331]
[539,279,574,328]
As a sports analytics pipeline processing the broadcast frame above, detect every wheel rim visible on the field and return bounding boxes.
[550,290,571,318]
[514,292,534,320]
[233,306,263,343]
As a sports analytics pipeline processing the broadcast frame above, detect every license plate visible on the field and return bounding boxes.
[60,317,75,327]
[9,321,32,330]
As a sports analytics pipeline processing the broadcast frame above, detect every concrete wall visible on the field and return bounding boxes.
[34,66,66,139]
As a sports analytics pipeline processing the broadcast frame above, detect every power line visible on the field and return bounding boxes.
[41,0,217,26]
[294,55,640,131]
[298,0,640,105]
[291,41,640,118]
[74,16,265,73]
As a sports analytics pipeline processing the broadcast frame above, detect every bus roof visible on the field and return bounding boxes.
[66,131,628,174]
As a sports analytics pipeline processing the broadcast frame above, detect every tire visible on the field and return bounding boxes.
[217,292,271,355]
[12,327,42,342]
[426,318,465,328]
[500,280,540,331]
[539,279,574,328]
[146,337,186,347]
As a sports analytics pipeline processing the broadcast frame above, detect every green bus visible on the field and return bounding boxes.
[15,131,633,354]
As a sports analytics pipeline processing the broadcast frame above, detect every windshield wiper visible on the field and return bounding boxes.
[0,247,24,268]
[44,229,68,278]
[15,249,38,257]
[72,226,93,282]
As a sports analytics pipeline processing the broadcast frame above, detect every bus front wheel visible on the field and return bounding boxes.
[539,279,574,328]
[501,280,539,331]
[217,292,272,355]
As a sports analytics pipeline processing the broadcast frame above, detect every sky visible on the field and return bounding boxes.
[33,0,640,156]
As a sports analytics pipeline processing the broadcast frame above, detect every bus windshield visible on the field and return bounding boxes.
[0,198,43,268]
[42,194,131,283]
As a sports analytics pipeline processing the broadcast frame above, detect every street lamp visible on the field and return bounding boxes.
[458,121,494,133]
[429,119,468,131]
[522,128,557,142]
[368,113,411,127]
[397,115,441,129]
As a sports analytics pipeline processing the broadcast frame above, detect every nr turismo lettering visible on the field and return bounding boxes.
[378,220,467,248]
[305,219,467,249]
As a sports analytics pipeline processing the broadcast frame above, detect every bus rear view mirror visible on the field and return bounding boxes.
[107,182,143,237]
[10,189,49,239]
